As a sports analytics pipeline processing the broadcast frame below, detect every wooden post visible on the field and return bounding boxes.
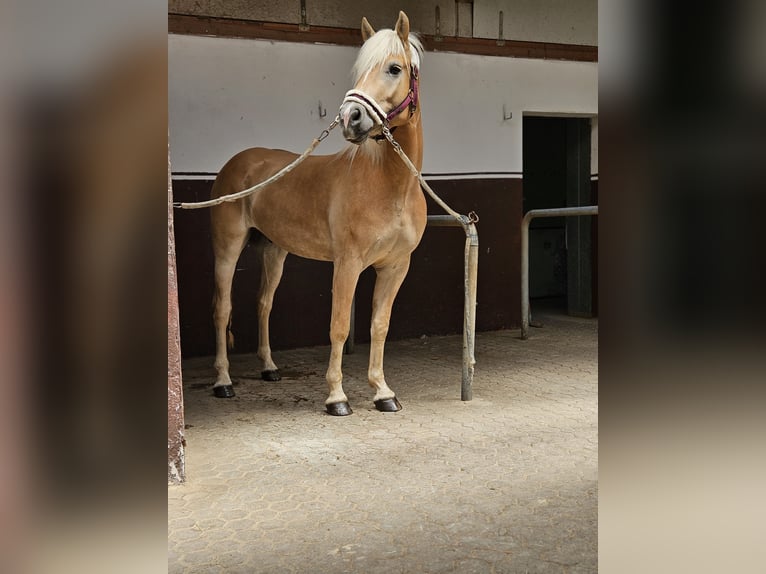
[168,136,185,484]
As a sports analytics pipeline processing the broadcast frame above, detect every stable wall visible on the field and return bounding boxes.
[169,34,596,175]
[169,0,598,46]
[169,34,597,357]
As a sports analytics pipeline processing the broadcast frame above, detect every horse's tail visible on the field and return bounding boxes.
[226,314,235,350]
[213,288,236,350]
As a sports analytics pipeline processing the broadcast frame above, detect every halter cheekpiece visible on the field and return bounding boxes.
[341,65,419,128]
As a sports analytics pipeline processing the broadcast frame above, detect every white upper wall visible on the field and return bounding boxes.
[169,34,597,175]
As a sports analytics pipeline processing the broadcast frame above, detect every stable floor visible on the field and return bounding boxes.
[169,312,598,573]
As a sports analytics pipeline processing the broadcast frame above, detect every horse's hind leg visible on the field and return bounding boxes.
[211,214,249,398]
[367,259,411,412]
[257,240,287,381]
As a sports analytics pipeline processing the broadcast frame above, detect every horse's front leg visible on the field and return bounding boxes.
[368,259,411,412]
[325,259,362,416]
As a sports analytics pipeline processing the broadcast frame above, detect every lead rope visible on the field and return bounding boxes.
[381,125,479,228]
[173,115,341,209]
[173,107,479,230]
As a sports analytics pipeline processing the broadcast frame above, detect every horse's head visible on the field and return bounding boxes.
[339,11,422,144]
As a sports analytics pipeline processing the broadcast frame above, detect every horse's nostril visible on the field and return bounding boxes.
[350,108,362,123]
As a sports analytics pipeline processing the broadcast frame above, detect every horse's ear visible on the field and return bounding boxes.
[394,11,410,44]
[361,17,375,42]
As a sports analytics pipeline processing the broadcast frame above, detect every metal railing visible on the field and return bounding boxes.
[521,206,598,340]
[426,215,479,401]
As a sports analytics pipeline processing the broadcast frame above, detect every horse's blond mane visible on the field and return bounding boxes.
[351,29,423,83]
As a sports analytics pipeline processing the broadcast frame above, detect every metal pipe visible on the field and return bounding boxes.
[462,222,479,401]
[521,206,598,340]
[427,215,478,400]
[427,214,462,227]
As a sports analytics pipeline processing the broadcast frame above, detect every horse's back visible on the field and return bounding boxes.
[210,147,300,233]
[212,147,298,199]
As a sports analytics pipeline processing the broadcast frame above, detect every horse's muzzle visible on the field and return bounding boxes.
[339,101,375,144]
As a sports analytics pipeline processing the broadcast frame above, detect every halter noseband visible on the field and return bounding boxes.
[342,65,419,128]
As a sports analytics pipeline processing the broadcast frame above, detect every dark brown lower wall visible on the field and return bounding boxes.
[172,177,522,358]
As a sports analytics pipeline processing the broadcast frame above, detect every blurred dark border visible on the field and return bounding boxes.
[599,0,766,571]
[1,1,168,572]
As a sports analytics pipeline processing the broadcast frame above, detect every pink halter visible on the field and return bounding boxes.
[341,65,419,127]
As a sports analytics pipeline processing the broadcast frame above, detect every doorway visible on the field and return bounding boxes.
[523,116,594,317]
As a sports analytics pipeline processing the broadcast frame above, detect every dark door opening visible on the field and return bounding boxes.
[523,116,593,317]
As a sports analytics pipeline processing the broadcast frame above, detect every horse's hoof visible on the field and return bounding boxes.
[213,385,235,398]
[261,369,281,382]
[326,402,353,416]
[374,397,402,412]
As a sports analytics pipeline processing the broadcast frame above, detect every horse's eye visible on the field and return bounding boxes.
[388,64,402,76]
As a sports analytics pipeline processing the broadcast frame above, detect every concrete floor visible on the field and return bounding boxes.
[169,312,598,573]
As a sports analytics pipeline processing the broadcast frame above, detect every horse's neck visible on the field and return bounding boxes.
[378,115,423,183]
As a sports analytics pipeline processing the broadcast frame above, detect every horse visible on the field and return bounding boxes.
[209,11,426,416]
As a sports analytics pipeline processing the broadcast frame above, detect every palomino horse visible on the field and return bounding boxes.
[210,11,425,415]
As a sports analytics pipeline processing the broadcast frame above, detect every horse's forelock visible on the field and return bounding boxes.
[352,29,423,83]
